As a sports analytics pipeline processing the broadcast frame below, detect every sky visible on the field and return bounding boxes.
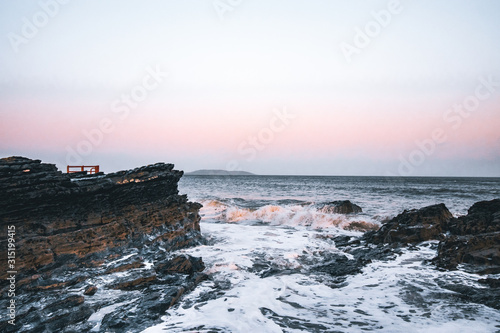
[1,0,499,176]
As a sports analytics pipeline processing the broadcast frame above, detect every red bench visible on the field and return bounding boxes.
[67,165,100,174]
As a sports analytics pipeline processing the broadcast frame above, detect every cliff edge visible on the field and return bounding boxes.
[0,157,205,332]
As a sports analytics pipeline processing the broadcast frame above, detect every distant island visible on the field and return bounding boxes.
[185,169,256,176]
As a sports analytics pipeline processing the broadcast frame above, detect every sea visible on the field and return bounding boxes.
[143,175,500,333]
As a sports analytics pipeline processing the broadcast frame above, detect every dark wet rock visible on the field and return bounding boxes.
[348,244,403,263]
[259,307,329,332]
[363,204,452,245]
[1,295,94,333]
[312,253,363,277]
[478,278,500,288]
[344,221,379,232]
[83,285,98,296]
[155,254,205,275]
[43,304,93,332]
[320,200,362,214]
[99,273,208,332]
[447,199,500,235]
[308,242,402,286]
[435,233,500,274]
[43,295,85,312]
[250,253,300,278]
[436,279,500,310]
[105,258,145,274]
[434,199,500,274]
[110,272,157,290]
[331,235,358,248]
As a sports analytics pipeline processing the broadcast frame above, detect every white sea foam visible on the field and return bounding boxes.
[156,176,500,332]
[142,223,500,332]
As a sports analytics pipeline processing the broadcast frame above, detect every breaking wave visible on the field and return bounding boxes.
[199,199,380,232]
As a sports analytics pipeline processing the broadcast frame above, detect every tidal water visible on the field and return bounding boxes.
[142,175,500,333]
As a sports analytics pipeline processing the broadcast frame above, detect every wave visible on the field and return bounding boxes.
[199,199,379,232]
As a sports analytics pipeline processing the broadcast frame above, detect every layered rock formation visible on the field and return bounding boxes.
[0,156,205,332]
[0,156,201,279]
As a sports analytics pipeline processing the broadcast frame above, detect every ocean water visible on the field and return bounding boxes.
[143,176,500,333]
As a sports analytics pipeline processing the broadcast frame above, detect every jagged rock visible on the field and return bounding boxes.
[155,255,205,275]
[320,200,362,214]
[25,274,87,291]
[43,305,93,332]
[83,285,98,296]
[344,221,379,232]
[98,277,208,332]
[11,295,95,333]
[434,199,500,274]
[43,295,84,312]
[446,199,500,235]
[363,204,452,245]
[0,156,202,281]
[105,259,145,274]
[110,272,157,290]
[312,253,363,277]
[0,156,205,332]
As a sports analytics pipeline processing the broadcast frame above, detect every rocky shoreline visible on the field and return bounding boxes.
[1,157,498,331]
[330,198,500,310]
[0,157,206,332]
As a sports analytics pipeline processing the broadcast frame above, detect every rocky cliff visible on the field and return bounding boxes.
[0,157,205,332]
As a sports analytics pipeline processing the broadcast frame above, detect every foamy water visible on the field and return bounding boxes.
[142,175,500,332]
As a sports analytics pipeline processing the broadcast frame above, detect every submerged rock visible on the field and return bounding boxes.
[320,200,362,214]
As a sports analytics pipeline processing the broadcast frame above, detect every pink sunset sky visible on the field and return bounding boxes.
[1,0,499,176]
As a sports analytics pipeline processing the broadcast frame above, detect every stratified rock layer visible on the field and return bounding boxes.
[0,156,202,280]
[0,156,206,332]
